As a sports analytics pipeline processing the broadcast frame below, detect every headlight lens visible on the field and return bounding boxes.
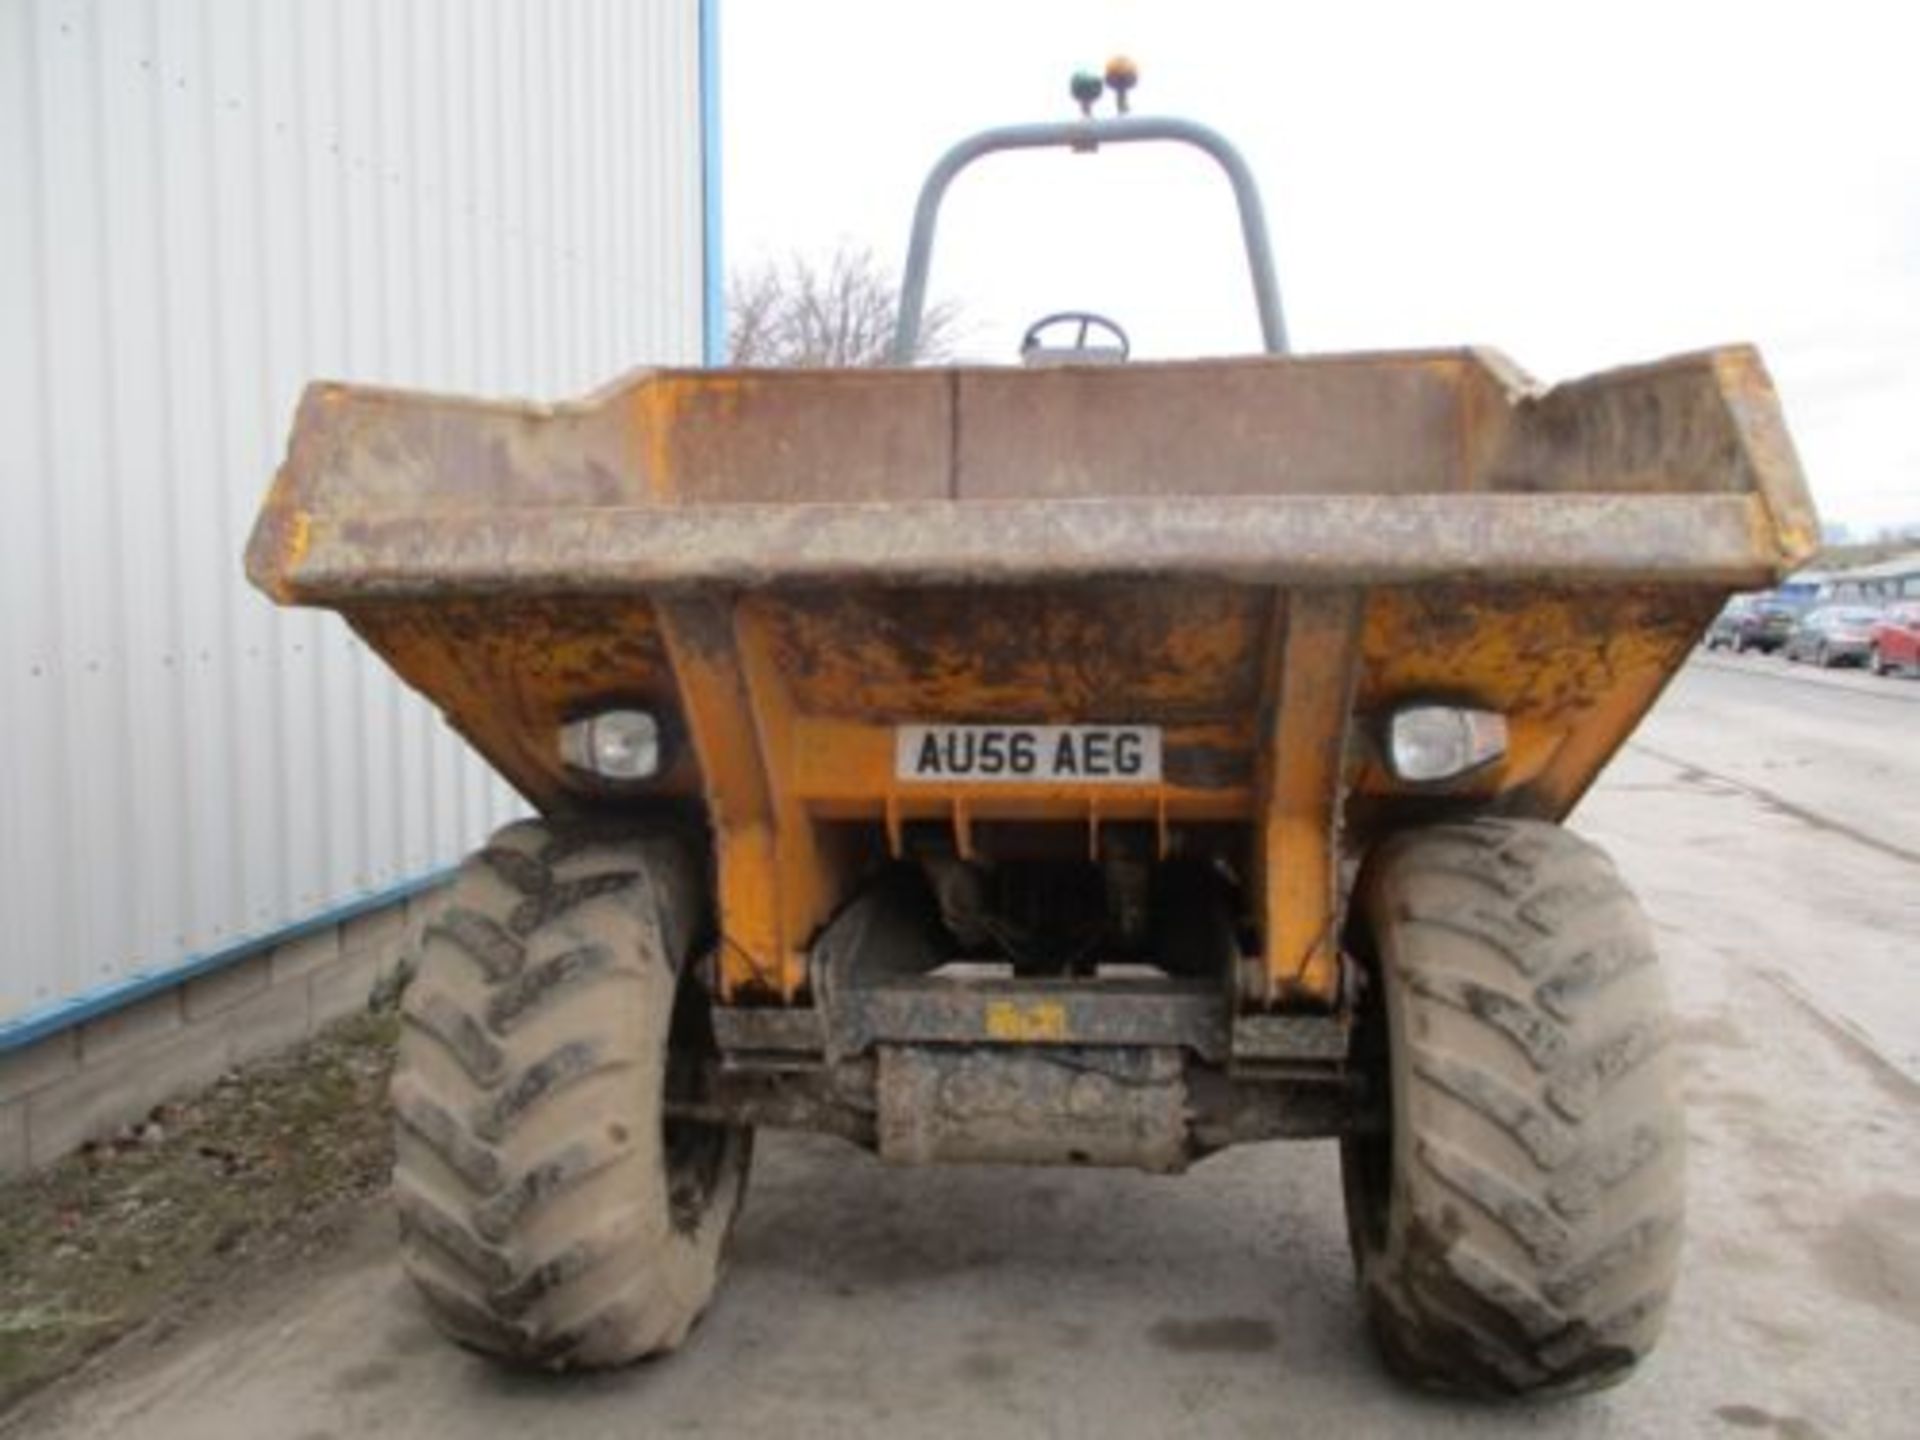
[559,709,661,781]
[1386,704,1508,783]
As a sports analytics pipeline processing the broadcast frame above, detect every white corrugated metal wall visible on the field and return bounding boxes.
[0,0,710,1033]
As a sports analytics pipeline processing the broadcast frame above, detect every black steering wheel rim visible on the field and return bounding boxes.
[1019,310,1131,360]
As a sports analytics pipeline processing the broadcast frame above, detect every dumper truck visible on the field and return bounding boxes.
[247,63,1816,1396]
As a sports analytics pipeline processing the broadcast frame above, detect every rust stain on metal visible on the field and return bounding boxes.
[245,346,1816,1016]
[1253,589,1363,1007]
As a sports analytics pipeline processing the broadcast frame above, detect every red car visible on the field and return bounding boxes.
[1869,601,1920,676]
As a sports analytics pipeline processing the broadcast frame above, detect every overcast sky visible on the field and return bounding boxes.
[723,0,1918,538]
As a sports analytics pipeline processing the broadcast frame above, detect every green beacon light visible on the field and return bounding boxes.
[1070,69,1105,118]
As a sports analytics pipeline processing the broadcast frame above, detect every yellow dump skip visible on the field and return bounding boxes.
[248,347,1814,1006]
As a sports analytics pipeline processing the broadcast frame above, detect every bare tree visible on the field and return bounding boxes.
[728,245,961,366]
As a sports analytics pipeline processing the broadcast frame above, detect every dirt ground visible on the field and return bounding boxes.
[0,1013,399,1410]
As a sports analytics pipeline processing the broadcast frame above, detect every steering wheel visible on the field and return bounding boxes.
[1019,311,1131,362]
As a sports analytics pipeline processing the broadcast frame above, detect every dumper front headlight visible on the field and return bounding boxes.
[559,709,662,781]
[1385,704,1508,784]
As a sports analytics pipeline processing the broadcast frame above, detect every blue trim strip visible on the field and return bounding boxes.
[0,869,454,1054]
[698,0,724,365]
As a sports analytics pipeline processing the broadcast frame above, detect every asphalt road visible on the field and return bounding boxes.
[9,655,1919,1440]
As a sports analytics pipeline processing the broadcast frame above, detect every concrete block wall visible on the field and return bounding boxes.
[0,886,448,1180]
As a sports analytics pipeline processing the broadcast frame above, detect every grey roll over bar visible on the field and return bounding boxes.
[890,115,1291,364]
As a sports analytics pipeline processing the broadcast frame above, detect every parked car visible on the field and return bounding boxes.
[1782,606,1883,667]
[1868,601,1920,676]
[1705,592,1802,653]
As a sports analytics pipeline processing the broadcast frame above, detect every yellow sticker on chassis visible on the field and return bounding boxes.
[895,724,1162,783]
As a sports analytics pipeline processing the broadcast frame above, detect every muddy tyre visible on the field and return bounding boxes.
[391,819,752,1369]
[1341,818,1683,1397]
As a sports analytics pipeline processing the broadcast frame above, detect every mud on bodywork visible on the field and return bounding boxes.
[247,347,1813,1011]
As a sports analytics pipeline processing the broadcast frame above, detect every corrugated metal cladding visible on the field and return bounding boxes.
[0,0,708,1035]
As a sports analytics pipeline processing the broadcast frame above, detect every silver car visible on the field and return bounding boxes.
[1783,605,1883,667]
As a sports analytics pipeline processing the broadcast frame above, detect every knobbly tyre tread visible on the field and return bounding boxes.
[393,819,751,1369]
[1342,818,1684,1397]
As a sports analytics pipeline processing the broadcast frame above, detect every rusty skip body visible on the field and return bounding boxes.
[246,347,1816,1013]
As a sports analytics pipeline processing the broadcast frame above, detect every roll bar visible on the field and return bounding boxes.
[890,115,1290,363]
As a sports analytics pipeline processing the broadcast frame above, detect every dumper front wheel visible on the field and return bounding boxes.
[1341,818,1683,1397]
[391,819,751,1369]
